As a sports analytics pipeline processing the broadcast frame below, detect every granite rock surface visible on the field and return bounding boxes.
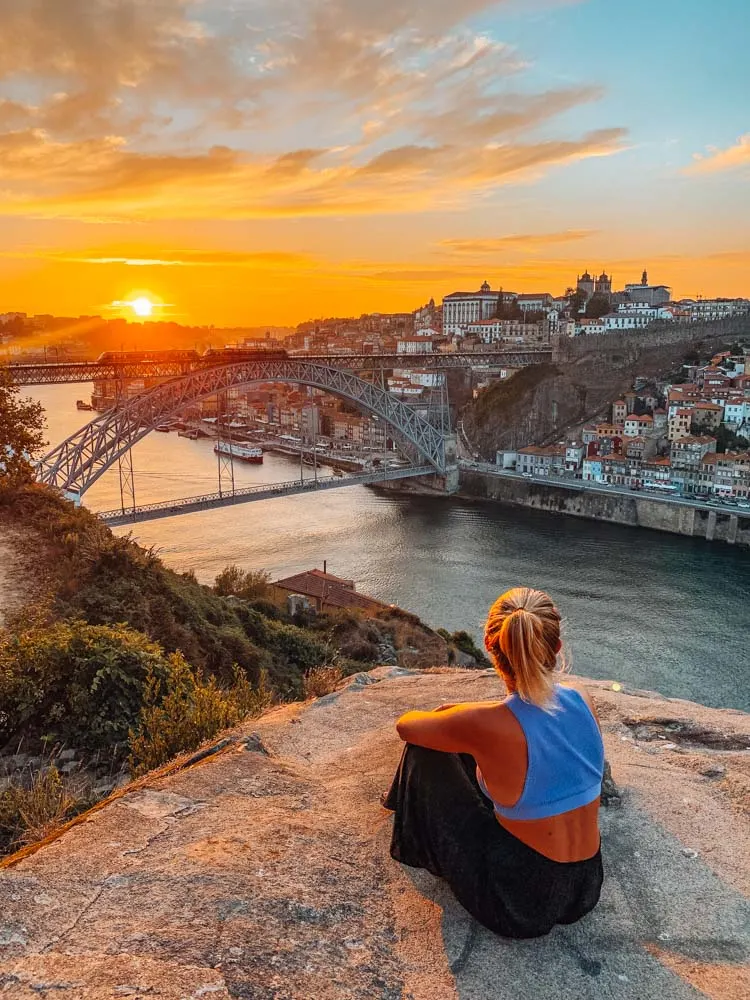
[0,668,748,1000]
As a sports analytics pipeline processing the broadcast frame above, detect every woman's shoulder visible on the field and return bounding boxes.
[556,682,601,728]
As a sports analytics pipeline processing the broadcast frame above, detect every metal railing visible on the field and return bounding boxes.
[98,465,434,526]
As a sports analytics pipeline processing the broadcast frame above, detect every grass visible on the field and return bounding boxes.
[302,665,346,699]
[0,765,86,853]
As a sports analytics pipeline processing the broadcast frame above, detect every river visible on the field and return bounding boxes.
[29,383,750,712]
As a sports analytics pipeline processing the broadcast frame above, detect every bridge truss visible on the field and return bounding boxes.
[36,359,454,498]
[5,350,552,386]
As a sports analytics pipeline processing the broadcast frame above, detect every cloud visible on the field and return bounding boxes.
[0,127,626,221]
[440,230,598,253]
[0,0,624,223]
[686,134,750,175]
[0,0,255,137]
[59,249,317,269]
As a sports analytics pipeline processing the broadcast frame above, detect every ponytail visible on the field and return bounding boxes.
[484,588,563,708]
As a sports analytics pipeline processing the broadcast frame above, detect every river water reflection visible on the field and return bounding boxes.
[31,384,750,711]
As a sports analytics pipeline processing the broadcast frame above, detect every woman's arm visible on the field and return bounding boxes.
[396,703,487,753]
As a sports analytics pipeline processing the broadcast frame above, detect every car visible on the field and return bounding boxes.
[738,502,750,510]
[522,473,533,479]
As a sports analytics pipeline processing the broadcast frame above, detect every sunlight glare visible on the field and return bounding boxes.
[131,297,154,318]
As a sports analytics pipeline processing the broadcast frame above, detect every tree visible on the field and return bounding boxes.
[0,371,46,485]
[494,290,522,321]
[585,294,611,320]
[565,287,587,318]
[214,564,273,601]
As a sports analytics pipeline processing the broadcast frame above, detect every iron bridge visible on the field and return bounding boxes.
[98,466,434,527]
[36,358,457,500]
[5,350,552,386]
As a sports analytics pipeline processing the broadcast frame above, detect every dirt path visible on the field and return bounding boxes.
[0,519,30,627]
[0,669,748,999]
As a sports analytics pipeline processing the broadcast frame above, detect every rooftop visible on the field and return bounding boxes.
[273,570,390,615]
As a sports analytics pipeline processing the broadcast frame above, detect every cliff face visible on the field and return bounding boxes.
[1,668,748,1000]
[463,328,742,460]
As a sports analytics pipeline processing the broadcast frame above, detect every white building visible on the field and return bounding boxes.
[516,294,553,313]
[397,339,435,355]
[443,282,509,335]
[683,298,750,321]
[575,319,607,336]
[465,318,546,345]
[624,271,671,307]
[603,311,653,331]
[401,370,445,388]
[723,399,750,431]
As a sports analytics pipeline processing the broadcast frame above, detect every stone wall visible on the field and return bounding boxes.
[458,470,750,548]
[552,315,750,365]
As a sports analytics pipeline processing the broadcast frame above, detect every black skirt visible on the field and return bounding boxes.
[384,744,603,939]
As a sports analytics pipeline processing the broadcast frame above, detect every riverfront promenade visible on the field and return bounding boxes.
[459,460,750,517]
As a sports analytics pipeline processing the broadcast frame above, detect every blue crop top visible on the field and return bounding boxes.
[477,686,604,821]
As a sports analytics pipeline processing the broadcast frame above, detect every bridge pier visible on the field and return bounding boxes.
[706,510,717,541]
[727,515,739,545]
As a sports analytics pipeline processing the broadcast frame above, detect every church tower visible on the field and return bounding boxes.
[641,269,649,286]
[595,270,612,298]
[577,270,595,300]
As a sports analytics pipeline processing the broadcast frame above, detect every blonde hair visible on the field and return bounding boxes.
[484,587,565,708]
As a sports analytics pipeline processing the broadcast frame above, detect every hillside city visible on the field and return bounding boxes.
[3,267,750,503]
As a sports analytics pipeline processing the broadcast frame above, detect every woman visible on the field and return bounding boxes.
[383,586,605,939]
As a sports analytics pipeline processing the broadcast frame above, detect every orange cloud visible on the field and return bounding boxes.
[52,249,318,269]
[686,134,750,175]
[0,126,626,221]
[439,231,598,253]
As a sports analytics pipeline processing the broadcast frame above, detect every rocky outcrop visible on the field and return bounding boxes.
[463,326,744,460]
[0,668,748,1000]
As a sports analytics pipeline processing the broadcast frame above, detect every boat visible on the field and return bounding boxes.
[76,400,94,411]
[178,429,200,440]
[214,441,263,464]
[155,424,171,433]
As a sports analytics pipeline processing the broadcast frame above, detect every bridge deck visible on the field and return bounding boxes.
[97,466,435,526]
[4,351,552,385]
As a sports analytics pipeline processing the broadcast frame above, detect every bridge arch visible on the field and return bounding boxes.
[36,358,449,496]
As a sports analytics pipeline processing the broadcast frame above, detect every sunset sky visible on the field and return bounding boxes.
[1,0,748,328]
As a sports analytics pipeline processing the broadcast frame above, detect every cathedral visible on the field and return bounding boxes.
[577,270,613,301]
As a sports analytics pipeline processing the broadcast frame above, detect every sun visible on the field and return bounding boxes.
[130,296,154,318]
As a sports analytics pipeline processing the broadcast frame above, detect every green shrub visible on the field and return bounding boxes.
[338,637,379,662]
[128,658,272,775]
[214,565,273,601]
[0,619,174,749]
[449,630,491,667]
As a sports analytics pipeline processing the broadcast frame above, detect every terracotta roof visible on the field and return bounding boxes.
[673,436,717,446]
[273,571,389,614]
